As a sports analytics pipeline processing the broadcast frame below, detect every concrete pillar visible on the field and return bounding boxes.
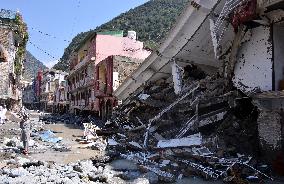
[253,97,284,163]
[258,110,282,155]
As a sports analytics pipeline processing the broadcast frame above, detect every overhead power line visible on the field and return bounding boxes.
[28,41,61,62]
[30,27,71,42]
[70,0,81,38]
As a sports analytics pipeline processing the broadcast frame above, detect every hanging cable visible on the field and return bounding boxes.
[30,27,71,42]
[28,41,61,62]
[70,0,81,38]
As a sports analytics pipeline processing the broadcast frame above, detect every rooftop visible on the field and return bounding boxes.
[73,30,124,53]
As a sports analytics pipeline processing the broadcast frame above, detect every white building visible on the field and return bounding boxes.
[40,69,68,112]
[53,76,69,114]
[22,81,35,109]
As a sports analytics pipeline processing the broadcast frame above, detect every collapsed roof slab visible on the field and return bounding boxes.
[114,0,221,101]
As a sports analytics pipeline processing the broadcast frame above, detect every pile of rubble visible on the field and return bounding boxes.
[103,73,273,183]
[39,113,104,127]
[0,154,160,184]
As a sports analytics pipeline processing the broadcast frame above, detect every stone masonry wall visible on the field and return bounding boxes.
[0,28,12,98]
[258,110,282,153]
[113,58,142,86]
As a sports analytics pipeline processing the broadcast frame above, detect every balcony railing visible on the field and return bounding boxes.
[71,99,92,109]
[69,77,95,91]
[69,55,90,76]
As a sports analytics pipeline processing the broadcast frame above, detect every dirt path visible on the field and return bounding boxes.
[1,111,103,165]
[32,123,103,164]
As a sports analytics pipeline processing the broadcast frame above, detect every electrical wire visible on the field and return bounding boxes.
[28,41,61,62]
[30,27,71,42]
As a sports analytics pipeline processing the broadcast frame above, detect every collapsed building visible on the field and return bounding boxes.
[0,9,28,109]
[110,0,284,179]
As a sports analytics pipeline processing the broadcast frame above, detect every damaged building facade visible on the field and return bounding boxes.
[22,80,36,109]
[53,75,69,114]
[114,0,284,165]
[67,31,151,118]
[40,69,67,112]
[0,9,28,109]
[230,0,284,160]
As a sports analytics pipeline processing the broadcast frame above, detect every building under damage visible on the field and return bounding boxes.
[112,0,284,173]
[39,69,68,112]
[0,9,28,109]
[67,31,150,118]
[22,80,35,109]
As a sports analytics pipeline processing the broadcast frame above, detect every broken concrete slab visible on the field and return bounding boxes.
[108,139,119,146]
[157,133,202,148]
[128,141,143,150]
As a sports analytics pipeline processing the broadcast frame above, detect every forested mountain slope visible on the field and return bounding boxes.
[53,0,189,71]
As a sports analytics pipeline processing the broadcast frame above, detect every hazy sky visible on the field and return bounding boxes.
[1,0,148,68]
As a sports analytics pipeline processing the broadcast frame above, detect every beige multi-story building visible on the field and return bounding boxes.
[40,69,67,112]
[53,75,69,114]
[22,80,35,109]
[0,9,28,109]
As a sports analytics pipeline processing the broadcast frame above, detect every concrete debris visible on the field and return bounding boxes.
[83,123,101,138]
[52,143,71,152]
[5,44,281,182]
[108,139,119,146]
[3,137,21,147]
[16,157,31,166]
[103,73,275,183]
[138,94,150,100]
[128,141,143,150]
[192,147,212,156]
[157,133,202,148]
[87,140,107,151]
[0,158,147,184]
[39,113,104,127]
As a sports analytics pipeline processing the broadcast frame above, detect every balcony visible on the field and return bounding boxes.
[69,55,90,76]
[70,99,88,109]
[95,80,113,97]
[69,77,95,92]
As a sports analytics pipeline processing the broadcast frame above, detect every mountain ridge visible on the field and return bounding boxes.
[53,0,190,71]
[23,51,48,81]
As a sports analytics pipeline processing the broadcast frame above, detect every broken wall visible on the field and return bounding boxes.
[0,28,15,100]
[113,56,142,88]
[258,110,282,154]
[253,95,284,162]
[273,23,284,90]
[233,26,273,93]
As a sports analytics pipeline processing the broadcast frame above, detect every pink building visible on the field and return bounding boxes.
[68,31,150,118]
[95,34,151,65]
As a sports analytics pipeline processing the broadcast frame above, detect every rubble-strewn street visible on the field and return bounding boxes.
[2,0,284,183]
[0,112,230,183]
[0,112,162,184]
[0,108,282,184]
